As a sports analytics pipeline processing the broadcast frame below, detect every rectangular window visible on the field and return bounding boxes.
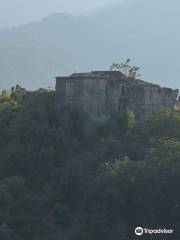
[66,80,73,96]
[119,99,126,112]
[149,90,152,100]
[118,99,121,111]
[121,86,125,96]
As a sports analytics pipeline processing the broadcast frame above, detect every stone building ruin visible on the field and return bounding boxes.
[55,71,179,122]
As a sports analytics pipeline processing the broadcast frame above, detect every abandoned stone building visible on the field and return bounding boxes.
[55,71,179,122]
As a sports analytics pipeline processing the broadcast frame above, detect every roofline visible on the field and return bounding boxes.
[55,76,161,87]
[55,74,179,90]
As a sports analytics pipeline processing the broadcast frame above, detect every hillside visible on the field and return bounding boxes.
[0,91,180,239]
[0,0,180,90]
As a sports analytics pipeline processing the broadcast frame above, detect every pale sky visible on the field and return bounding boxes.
[0,0,121,29]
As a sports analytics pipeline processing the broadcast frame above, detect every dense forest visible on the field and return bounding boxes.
[0,90,180,239]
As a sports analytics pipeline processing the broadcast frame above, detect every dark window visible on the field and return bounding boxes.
[66,80,73,96]
[122,86,125,96]
[123,102,126,111]
[119,99,126,112]
[105,99,108,115]
[105,85,108,96]
[149,90,152,100]
[152,104,154,113]
[118,99,121,111]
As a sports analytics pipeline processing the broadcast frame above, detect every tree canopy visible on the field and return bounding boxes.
[0,90,179,239]
[110,59,141,79]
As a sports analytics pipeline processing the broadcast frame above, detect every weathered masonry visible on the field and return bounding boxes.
[55,71,179,122]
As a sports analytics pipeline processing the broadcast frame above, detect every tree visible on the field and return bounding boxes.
[110,59,141,79]
[142,110,180,140]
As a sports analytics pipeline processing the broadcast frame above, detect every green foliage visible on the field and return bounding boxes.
[110,59,141,79]
[104,157,131,176]
[127,110,135,129]
[142,110,180,140]
[0,91,180,239]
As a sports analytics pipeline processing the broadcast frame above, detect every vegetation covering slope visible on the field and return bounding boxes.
[0,90,180,239]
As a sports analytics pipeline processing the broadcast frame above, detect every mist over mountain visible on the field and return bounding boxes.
[0,0,120,29]
[0,0,180,90]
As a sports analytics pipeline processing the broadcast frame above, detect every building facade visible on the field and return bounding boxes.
[56,71,179,122]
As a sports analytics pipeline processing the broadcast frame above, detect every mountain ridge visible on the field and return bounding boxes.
[0,0,180,90]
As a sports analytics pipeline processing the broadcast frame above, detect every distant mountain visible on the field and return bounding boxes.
[0,0,180,90]
[0,13,107,89]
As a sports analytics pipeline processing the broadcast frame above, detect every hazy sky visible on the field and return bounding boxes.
[0,0,121,29]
